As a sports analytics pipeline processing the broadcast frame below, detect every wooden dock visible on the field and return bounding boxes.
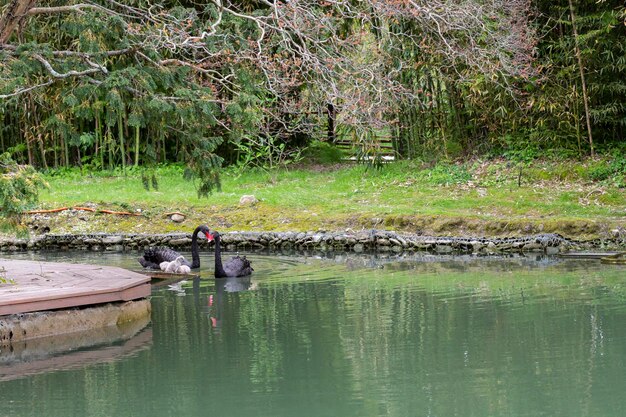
[0,258,151,316]
[137,270,199,287]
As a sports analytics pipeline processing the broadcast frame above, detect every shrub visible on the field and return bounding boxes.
[302,140,345,164]
[0,153,49,224]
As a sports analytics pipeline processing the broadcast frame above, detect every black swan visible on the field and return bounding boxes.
[207,230,253,277]
[138,225,211,269]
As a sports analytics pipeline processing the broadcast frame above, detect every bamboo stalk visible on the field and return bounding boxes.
[0,116,4,153]
[134,125,140,166]
[568,0,594,157]
[97,109,104,170]
[63,129,69,168]
[107,127,114,170]
[117,110,126,174]
[53,131,58,168]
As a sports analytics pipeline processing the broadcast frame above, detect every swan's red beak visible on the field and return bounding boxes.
[206,232,214,242]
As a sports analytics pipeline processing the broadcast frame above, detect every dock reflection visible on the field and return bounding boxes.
[0,314,151,381]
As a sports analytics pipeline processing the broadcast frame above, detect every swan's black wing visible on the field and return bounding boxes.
[223,255,253,277]
[138,247,191,269]
[138,257,161,269]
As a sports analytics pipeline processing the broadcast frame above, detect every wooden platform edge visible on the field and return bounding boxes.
[558,252,621,259]
[136,270,200,280]
[601,252,626,265]
[0,259,153,316]
[0,283,151,316]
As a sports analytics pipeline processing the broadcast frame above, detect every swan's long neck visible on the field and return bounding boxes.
[190,227,202,269]
[214,234,227,278]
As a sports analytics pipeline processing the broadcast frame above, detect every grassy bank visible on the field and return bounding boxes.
[10,158,626,240]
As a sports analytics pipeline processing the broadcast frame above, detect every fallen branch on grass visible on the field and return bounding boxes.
[163,211,186,217]
[23,207,69,214]
[25,207,141,216]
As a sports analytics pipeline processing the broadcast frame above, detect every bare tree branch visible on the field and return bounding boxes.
[1,0,536,136]
[32,53,107,78]
[0,79,53,98]
[27,3,116,16]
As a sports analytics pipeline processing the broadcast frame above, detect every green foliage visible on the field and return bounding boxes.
[0,2,237,196]
[0,0,624,182]
[0,153,49,223]
[302,140,345,164]
[587,156,626,187]
[233,134,303,172]
[528,0,626,153]
[141,169,159,191]
[420,163,472,186]
[388,0,626,161]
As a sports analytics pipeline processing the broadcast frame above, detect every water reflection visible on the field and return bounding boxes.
[0,250,625,417]
[0,248,586,270]
[208,276,255,330]
[0,315,151,382]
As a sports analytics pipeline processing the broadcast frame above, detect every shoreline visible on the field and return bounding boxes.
[1,230,624,254]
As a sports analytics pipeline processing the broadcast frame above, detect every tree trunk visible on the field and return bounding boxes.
[38,134,47,169]
[0,116,5,153]
[63,134,69,167]
[327,103,335,143]
[0,0,37,43]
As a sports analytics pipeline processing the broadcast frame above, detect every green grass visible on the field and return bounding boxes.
[22,159,626,238]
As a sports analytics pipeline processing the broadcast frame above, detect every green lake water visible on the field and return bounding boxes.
[1,251,625,417]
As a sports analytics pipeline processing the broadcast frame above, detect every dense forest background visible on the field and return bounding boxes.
[1,0,624,190]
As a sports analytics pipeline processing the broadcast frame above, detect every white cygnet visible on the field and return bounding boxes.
[176,265,191,274]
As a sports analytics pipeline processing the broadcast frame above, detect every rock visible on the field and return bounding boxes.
[102,235,123,244]
[522,242,542,250]
[170,213,185,223]
[435,245,454,253]
[471,241,484,252]
[239,195,259,205]
[170,238,192,246]
[546,246,560,255]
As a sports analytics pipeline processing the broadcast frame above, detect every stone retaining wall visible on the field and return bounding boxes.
[0,300,151,344]
[0,231,609,254]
